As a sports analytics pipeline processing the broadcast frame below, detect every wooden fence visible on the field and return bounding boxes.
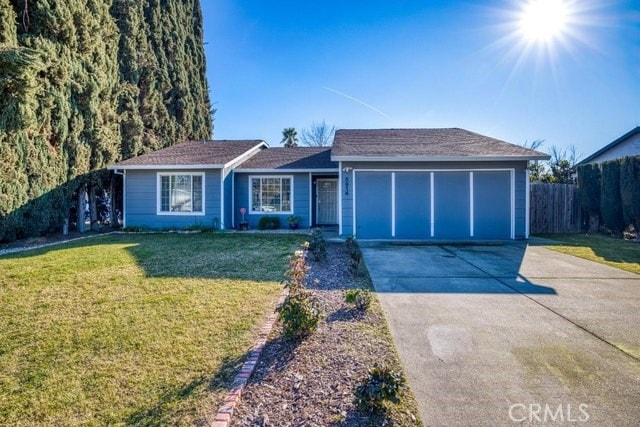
[530,183,582,234]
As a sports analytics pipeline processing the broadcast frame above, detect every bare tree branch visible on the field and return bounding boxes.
[300,120,336,147]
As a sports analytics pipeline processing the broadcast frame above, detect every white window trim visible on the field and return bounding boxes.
[156,172,206,216]
[248,175,294,215]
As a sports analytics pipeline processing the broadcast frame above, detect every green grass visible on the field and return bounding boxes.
[0,233,305,425]
[535,233,640,275]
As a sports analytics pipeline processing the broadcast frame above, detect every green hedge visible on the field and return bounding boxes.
[599,159,625,233]
[620,156,640,232]
[0,0,211,242]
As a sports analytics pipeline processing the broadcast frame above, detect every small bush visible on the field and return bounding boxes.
[344,288,372,311]
[309,228,327,261]
[258,216,281,230]
[122,226,147,232]
[345,236,363,272]
[284,244,310,293]
[277,290,320,339]
[354,364,405,412]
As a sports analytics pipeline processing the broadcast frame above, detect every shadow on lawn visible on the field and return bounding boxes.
[126,352,249,425]
[529,233,640,267]
[1,232,306,282]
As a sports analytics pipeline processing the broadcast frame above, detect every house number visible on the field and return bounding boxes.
[344,176,350,196]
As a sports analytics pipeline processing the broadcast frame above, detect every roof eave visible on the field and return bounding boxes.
[577,126,640,165]
[106,164,224,170]
[222,141,268,169]
[235,168,339,173]
[331,155,551,162]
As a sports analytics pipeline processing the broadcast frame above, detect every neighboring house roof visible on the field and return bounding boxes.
[577,126,640,165]
[107,140,266,170]
[236,147,337,171]
[331,128,550,161]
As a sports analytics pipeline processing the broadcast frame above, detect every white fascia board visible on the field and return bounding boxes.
[235,168,339,173]
[331,155,550,162]
[222,141,268,169]
[107,164,223,170]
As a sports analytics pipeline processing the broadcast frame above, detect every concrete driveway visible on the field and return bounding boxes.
[361,242,640,426]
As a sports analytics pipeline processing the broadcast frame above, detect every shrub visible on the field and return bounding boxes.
[277,290,320,339]
[620,156,640,238]
[258,216,281,230]
[577,163,601,233]
[345,236,363,272]
[308,228,327,261]
[344,288,372,311]
[353,364,405,411]
[284,244,310,293]
[600,160,625,234]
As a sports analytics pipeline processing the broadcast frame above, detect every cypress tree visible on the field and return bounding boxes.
[599,159,625,235]
[620,156,640,239]
[576,163,601,233]
[0,0,212,242]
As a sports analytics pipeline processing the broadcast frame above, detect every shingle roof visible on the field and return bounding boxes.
[110,140,265,168]
[236,147,337,170]
[331,128,550,160]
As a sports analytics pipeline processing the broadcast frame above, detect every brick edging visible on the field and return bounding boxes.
[211,289,287,427]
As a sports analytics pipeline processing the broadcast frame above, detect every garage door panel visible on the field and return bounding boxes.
[434,172,470,239]
[474,171,511,239]
[396,172,430,239]
[355,172,392,238]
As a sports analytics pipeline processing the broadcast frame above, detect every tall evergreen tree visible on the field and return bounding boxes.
[620,156,640,239]
[0,0,212,242]
[599,159,625,235]
[577,163,601,233]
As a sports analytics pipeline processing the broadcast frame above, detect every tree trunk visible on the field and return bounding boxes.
[110,175,119,229]
[88,184,100,232]
[77,184,86,233]
[588,214,599,234]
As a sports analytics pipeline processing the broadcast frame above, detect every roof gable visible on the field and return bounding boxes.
[578,126,640,165]
[109,140,266,169]
[331,128,550,161]
[236,147,337,170]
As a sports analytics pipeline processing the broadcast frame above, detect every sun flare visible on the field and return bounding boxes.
[519,0,569,43]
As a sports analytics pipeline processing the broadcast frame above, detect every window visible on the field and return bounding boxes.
[250,176,293,213]
[158,173,204,214]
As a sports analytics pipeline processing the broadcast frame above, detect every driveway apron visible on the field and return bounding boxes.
[361,243,640,426]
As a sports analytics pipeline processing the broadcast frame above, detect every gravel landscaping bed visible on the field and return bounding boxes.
[231,243,421,426]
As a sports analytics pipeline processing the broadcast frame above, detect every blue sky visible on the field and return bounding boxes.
[201,1,639,158]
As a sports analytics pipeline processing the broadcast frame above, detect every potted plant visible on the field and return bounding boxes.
[287,215,301,229]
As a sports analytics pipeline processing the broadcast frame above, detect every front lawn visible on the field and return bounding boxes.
[535,233,640,274]
[0,232,305,425]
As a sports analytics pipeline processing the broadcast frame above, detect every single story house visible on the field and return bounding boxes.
[108,128,549,240]
[577,126,640,165]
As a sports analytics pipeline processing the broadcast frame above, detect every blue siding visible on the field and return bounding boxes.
[234,173,311,228]
[473,171,511,239]
[341,170,354,236]
[355,172,392,239]
[434,172,470,239]
[125,170,221,229]
[223,170,233,228]
[515,170,526,238]
[395,172,430,239]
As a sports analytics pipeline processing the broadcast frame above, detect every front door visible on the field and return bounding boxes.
[316,179,338,224]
